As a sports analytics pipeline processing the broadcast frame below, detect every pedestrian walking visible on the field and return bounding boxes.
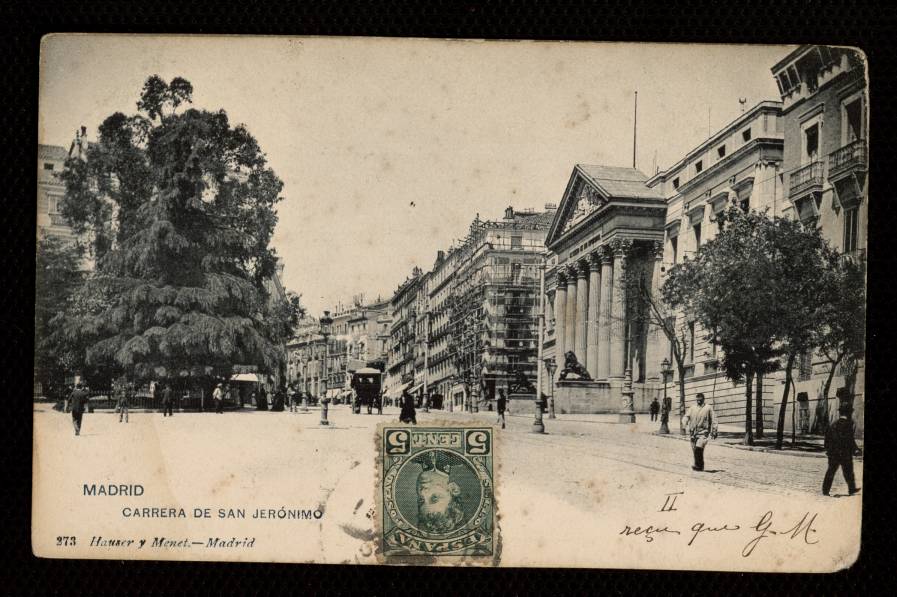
[649,397,660,422]
[116,379,130,423]
[496,389,507,429]
[162,383,174,417]
[288,387,297,412]
[213,383,224,414]
[69,382,88,436]
[822,404,861,496]
[683,393,718,471]
[399,388,417,424]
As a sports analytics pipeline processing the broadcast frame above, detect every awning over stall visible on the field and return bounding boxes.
[230,373,262,383]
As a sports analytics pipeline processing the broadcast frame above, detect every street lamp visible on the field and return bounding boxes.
[659,357,672,434]
[532,259,547,434]
[544,357,557,419]
[319,310,333,426]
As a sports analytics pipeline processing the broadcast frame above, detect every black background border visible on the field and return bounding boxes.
[3,1,895,594]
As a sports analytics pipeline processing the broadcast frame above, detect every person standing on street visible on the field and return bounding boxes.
[649,397,660,422]
[69,382,88,436]
[822,404,862,496]
[399,388,417,424]
[162,383,174,417]
[116,380,131,423]
[684,393,718,471]
[213,383,224,414]
[496,389,507,429]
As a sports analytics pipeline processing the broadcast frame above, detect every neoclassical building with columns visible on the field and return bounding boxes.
[542,165,667,414]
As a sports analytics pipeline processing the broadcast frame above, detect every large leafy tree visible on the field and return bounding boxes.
[813,257,866,434]
[54,75,287,386]
[34,236,84,395]
[666,206,832,446]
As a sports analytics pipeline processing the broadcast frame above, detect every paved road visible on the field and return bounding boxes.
[32,404,862,570]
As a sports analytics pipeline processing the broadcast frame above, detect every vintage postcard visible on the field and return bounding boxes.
[33,35,866,570]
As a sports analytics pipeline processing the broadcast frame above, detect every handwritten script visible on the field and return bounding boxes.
[619,492,820,557]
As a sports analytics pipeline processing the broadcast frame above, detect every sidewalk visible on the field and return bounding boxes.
[484,410,862,459]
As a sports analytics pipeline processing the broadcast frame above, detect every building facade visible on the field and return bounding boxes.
[448,206,555,410]
[771,45,867,435]
[385,268,423,402]
[645,101,786,426]
[427,249,459,408]
[542,165,667,414]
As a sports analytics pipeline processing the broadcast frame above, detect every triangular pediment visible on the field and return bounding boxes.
[546,167,609,247]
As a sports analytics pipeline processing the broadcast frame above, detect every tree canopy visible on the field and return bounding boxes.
[35,235,84,390]
[54,75,291,382]
[665,204,842,445]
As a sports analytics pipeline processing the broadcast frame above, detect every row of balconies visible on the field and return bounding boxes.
[789,139,866,196]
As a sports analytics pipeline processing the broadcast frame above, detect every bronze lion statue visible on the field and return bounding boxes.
[559,351,592,381]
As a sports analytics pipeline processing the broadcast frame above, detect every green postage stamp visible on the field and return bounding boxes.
[377,424,498,563]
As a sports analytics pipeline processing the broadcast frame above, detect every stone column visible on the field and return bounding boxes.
[609,239,631,379]
[644,240,665,382]
[575,260,589,365]
[553,273,567,368]
[596,247,614,380]
[564,266,578,357]
[586,252,601,377]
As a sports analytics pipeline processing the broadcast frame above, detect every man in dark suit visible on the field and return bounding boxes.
[69,382,88,436]
[496,389,507,429]
[822,404,861,496]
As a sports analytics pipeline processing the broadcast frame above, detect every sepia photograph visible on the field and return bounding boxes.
[33,35,866,570]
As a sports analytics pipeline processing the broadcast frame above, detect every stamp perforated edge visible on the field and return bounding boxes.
[373,419,502,566]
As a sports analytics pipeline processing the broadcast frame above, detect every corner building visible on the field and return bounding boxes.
[772,45,867,435]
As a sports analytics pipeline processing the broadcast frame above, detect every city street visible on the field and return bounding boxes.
[32,404,861,570]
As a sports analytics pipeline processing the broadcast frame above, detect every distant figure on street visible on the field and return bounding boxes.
[684,393,718,471]
[213,383,224,414]
[162,383,174,417]
[375,393,383,415]
[116,380,130,423]
[288,387,297,412]
[496,389,507,429]
[399,389,417,424]
[257,386,269,411]
[272,388,285,412]
[822,404,861,496]
[649,397,660,422]
[69,382,88,436]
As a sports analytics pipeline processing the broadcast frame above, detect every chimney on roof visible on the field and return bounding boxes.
[504,206,515,220]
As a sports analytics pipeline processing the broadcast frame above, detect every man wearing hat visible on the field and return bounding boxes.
[415,450,466,534]
[213,383,224,414]
[822,403,861,496]
[684,393,718,471]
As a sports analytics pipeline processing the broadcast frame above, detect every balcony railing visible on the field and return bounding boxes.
[789,161,825,196]
[828,139,867,180]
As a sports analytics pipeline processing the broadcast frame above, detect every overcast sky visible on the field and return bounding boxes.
[39,35,792,315]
